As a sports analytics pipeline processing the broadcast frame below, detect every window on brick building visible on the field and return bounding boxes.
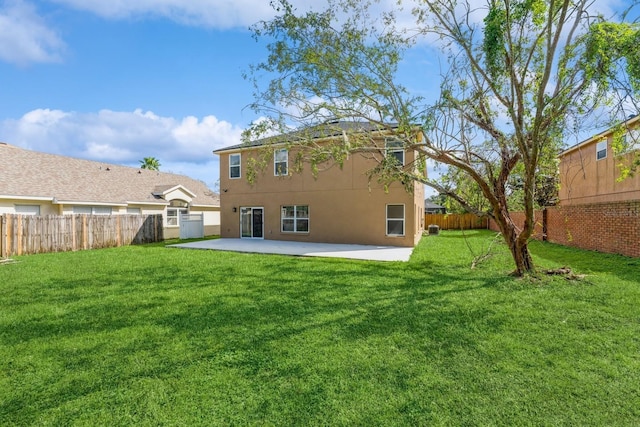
[596,140,607,160]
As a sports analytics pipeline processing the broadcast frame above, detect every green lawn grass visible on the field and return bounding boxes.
[1,231,639,426]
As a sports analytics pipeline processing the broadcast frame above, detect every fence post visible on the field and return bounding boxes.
[6,215,11,257]
[0,215,5,258]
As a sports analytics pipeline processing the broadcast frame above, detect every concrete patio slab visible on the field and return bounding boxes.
[168,238,414,262]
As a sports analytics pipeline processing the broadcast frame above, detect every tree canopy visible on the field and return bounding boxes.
[246,0,639,276]
[139,157,161,171]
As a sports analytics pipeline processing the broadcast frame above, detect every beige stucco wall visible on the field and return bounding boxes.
[560,136,640,205]
[0,199,220,239]
[218,143,425,247]
[164,187,194,203]
[161,205,220,238]
[0,199,60,215]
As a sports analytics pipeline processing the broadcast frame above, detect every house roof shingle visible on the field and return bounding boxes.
[0,143,219,207]
[424,201,445,210]
[213,121,401,153]
[560,114,640,156]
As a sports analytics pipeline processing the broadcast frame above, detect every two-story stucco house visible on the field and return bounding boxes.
[559,114,640,204]
[213,122,425,247]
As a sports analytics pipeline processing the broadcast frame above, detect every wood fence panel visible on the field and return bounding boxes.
[0,214,164,258]
[424,213,488,230]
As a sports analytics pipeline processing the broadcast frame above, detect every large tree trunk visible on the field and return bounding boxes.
[509,233,535,276]
[493,205,535,276]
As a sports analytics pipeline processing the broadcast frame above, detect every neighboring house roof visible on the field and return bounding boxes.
[560,114,640,156]
[424,201,446,211]
[0,143,219,207]
[214,121,402,153]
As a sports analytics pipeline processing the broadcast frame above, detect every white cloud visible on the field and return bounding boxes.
[47,0,422,30]
[0,108,243,187]
[0,0,65,65]
[49,0,319,28]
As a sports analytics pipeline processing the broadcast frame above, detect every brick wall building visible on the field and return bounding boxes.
[488,116,640,258]
[490,202,640,258]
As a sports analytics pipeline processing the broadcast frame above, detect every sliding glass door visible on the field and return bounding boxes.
[240,207,264,239]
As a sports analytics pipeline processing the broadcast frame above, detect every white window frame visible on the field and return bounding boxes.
[15,204,40,215]
[92,206,112,215]
[73,206,92,214]
[596,140,607,160]
[386,204,405,236]
[229,153,241,179]
[72,206,112,215]
[281,205,309,233]
[274,148,288,176]
[167,208,189,226]
[127,207,141,215]
[621,128,640,154]
[167,200,189,227]
[385,139,405,166]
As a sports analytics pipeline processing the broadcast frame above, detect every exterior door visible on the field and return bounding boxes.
[240,207,264,239]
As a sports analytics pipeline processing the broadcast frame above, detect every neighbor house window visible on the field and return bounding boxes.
[127,207,141,215]
[92,206,112,215]
[386,139,405,166]
[281,205,309,233]
[229,153,241,179]
[167,200,189,226]
[274,148,288,176]
[15,204,40,215]
[73,206,112,215]
[596,140,607,160]
[73,206,92,214]
[621,128,640,154]
[386,204,405,236]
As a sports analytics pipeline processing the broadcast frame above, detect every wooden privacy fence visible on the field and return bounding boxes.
[0,214,164,257]
[425,213,488,230]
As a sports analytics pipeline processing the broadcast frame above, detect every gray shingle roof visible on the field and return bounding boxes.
[214,121,400,153]
[0,143,219,206]
[424,201,445,210]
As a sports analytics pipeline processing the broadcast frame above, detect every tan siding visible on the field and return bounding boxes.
[560,130,640,205]
[219,141,423,247]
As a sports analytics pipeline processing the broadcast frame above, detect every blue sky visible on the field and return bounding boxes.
[0,0,629,192]
[0,0,296,189]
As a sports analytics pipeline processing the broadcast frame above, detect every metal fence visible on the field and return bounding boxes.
[0,214,163,257]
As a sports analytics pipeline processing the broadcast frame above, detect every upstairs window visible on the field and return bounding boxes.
[274,148,288,176]
[596,140,607,160]
[621,128,640,154]
[385,139,405,166]
[229,153,241,179]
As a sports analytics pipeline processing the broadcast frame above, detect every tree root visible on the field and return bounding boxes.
[544,266,585,280]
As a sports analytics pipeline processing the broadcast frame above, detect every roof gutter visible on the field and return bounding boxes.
[561,114,640,156]
[0,195,54,202]
[52,200,127,207]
